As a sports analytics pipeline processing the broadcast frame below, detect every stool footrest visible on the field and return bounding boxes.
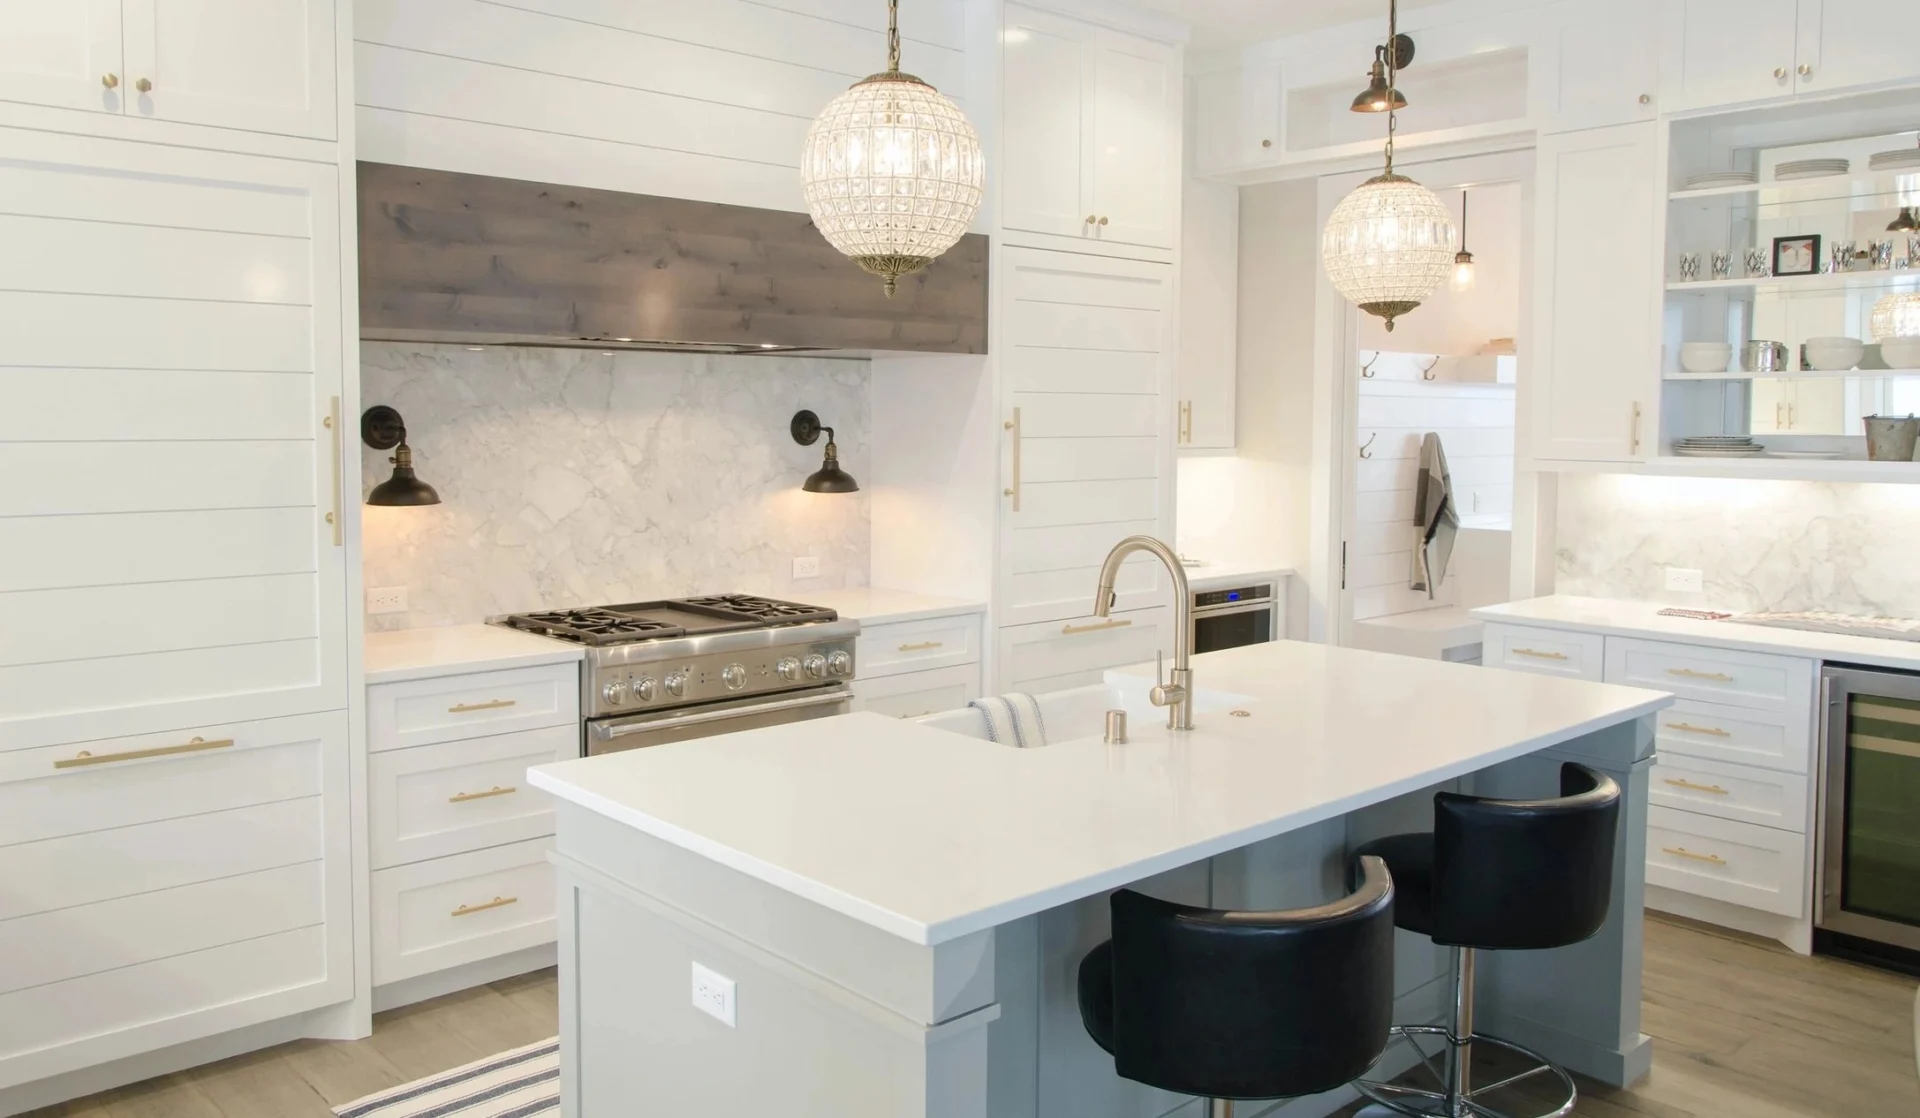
[1353,1025,1576,1118]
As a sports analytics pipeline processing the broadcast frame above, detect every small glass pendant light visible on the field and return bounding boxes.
[1450,189,1477,293]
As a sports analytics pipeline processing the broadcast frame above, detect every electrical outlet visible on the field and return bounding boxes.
[367,586,409,614]
[1665,567,1704,593]
[690,963,736,1028]
[792,556,821,579]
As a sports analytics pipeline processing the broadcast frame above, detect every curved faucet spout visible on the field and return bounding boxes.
[1091,535,1193,730]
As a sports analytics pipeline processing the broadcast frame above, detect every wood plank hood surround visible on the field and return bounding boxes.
[356,163,989,355]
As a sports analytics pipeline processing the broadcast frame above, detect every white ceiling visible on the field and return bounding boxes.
[1128,0,1449,48]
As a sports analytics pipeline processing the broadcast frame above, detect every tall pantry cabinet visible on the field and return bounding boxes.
[0,0,361,1106]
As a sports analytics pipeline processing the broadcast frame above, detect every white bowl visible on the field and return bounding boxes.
[1679,343,1733,373]
[1804,336,1864,371]
[1882,337,1920,370]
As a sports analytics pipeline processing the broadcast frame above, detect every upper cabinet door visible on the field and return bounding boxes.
[1796,0,1919,96]
[1002,5,1093,240]
[1542,0,1658,133]
[1664,0,1798,112]
[121,0,336,139]
[0,1,123,114]
[1089,29,1179,251]
[1189,63,1280,175]
[1529,123,1661,463]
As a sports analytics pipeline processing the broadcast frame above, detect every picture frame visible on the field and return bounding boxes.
[1772,234,1822,278]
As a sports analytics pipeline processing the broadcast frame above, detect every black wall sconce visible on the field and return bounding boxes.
[790,410,859,494]
[361,405,441,507]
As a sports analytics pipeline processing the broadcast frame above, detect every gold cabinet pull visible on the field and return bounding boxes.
[898,641,944,652]
[1003,407,1022,511]
[55,736,234,770]
[449,699,517,713]
[1178,400,1193,444]
[1662,846,1727,867]
[1666,721,1731,738]
[324,396,343,547]
[1664,778,1730,795]
[102,73,120,89]
[1666,667,1734,682]
[448,785,517,804]
[1063,618,1133,636]
[1512,648,1569,661]
[1629,402,1642,455]
[135,77,152,93]
[451,895,518,917]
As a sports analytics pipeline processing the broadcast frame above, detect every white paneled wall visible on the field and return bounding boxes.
[353,0,967,210]
[1353,353,1516,621]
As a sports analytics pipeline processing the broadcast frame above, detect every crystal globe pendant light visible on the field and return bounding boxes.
[1321,0,1457,332]
[800,0,985,297]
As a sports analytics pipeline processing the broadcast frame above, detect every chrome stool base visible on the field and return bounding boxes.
[1353,1025,1576,1118]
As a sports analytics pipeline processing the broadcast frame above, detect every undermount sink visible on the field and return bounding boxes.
[913,677,1258,745]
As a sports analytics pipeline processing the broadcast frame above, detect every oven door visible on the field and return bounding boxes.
[1191,600,1276,655]
[586,684,851,756]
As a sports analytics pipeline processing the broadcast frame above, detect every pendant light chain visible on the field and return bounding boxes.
[1384,0,1398,175]
[887,0,902,73]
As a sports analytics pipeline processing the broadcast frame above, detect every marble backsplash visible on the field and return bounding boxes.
[360,343,870,630]
[1555,473,1920,618]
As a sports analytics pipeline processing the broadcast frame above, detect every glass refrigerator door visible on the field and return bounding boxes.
[1838,692,1920,928]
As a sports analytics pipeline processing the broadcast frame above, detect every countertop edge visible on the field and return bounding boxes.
[365,625,586,686]
[1471,597,1920,670]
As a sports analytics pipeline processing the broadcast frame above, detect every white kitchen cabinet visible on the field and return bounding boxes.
[996,606,1176,695]
[1528,123,1660,463]
[1799,0,1917,95]
[1663,0,1918,113]
[372,837,558,986]
[853,664,983,720]
[1001,4,1179,252]
[1541,0,1659,133]
[1189,63,1280,175]
[1176,177,1237,451]
[0,1,122,114]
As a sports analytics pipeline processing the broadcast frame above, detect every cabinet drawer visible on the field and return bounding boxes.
[997,606,1175,693]
[1654,698,1812,773]
[1481,624,1604,680]
[369,663,578,752]
[854,665,982,720]
[1646,806,1806,917]
[372,838,557,986]
[856,614,983,679]
[1650,754,1809,832]
[370,726,574,870]
[1606,637,1813,714]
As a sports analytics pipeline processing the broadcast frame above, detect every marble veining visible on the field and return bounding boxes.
[361,343,870,630]
[1556,473,1920,618]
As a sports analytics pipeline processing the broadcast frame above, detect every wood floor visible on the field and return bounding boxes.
[22,916,1919,1117]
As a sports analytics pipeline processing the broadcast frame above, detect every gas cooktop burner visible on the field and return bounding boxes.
[507,608,685,646]
[679,594,839,626]
[498,595,839,647]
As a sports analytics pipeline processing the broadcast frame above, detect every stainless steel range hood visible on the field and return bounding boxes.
[357,162,989,357]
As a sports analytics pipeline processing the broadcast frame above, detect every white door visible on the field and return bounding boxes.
[998,248,1175,627]
[0,1,123,113]
[1543,0,1659,132]
[1665,0,1798,111]
[1529,124,1661,463]
[1177,177,1237,450]
[1089,28,1179,250]
[0,128,350,750]
[1001,4,1093,240]
[1797,0,1918,96]
[122,0,336,139]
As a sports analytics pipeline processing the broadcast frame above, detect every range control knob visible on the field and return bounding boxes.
[601,678,629,706]
[776,656,802,682]
[826,650,852,677]
[803,653,828,679]
[721,663,747,691]
[632,676,658,702]
[664,671,689,698]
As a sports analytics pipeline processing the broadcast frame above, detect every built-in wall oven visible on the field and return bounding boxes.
[1191,582,1280,655]
[1817,664,1920,965]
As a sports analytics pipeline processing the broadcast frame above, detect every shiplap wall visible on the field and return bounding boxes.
[353,0,969,210]
[1352,352,1515,621]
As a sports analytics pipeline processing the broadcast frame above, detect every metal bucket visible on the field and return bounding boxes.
[1864,415,1919,461]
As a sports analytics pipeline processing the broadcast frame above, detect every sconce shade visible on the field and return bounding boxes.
[791,409,860,494]
[362,405,441,507]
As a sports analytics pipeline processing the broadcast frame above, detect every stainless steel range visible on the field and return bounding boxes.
[494,594,859,756]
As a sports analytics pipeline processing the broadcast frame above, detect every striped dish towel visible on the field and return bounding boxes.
[334,1037,558,1118]
[966,693,1048,747]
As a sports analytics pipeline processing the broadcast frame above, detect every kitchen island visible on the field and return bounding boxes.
[527,640,1673,1118]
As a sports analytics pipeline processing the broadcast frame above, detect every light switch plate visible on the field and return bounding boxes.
[367,586,409,614]
[691,962,736,1027]
[1664,567,1704,593]
[792,556,821,579]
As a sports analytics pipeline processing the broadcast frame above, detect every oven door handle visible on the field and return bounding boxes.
[591,689,850,741]
[1191,599,1277,619]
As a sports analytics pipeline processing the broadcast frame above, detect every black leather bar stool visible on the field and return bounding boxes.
[1348,761,1621,1118]
[1075,856,1396,1118]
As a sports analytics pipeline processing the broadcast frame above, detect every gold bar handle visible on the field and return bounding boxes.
[448,785,518,803]
[1630,401,1642,455]
[1666,721,1731,738]
[324,396,343,547]
[1663,778,1730,795]
[1513,648,1569,660]
[1661,846,1727,867]
[55,736,234,770]
[451,895,518,917]
[1003,408,1022,512]
[1063,619,1133,636]
[449,699,517,714]
[898,641,945,652]
[1667,667,1734,682]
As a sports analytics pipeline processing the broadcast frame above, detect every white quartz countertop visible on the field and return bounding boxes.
[783,587,987,626]
[528,640,1670,946]
[1181,559,1294,592]
[1473,595,1920,671]
[365,624,583,684]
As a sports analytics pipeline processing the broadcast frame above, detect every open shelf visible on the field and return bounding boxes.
[1665,366,1920,381]
[1667,271,1920,295]
[1668,167,1920,202]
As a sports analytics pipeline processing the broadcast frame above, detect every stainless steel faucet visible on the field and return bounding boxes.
[1092,534,1193,730]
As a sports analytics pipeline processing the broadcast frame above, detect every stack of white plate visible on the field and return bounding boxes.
[1673,436,1765,458]
[1683,170,1758,189]
[1869,146,1920,171]
[1775,158,1850,181]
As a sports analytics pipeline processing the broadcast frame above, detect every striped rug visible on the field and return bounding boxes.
[333,1037,559,1118]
